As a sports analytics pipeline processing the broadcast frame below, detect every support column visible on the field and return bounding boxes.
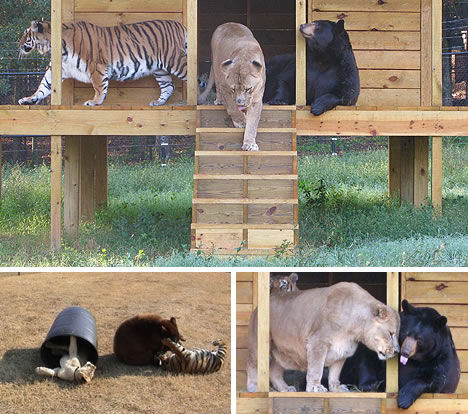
[95,136,108,209]
[432,136,443,211]
[257,272,270,392]
[386,271,399,393]
[186,0,198,105]
[296,0,307,105]
[50,136,62,249]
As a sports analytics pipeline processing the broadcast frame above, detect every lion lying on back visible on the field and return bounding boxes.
[247,282,400,392]
[198,23,265,151]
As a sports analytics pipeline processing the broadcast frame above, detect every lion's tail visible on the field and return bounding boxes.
[198,63,215,104]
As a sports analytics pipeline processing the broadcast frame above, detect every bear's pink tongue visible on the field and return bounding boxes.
[400,355,408,365]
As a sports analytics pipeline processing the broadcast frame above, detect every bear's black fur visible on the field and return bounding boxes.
[398,300,460,409]
[263,19,360,115]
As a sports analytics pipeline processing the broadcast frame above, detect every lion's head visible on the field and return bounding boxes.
[361,304,400,360]
[19,20,51,58]
[220,57,264,111]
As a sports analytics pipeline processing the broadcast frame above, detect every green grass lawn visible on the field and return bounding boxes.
[0,140,466,267]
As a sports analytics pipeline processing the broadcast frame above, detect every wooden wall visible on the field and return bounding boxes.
[402,272,468,393]
[309,0,425,107]
[69,0,185,106]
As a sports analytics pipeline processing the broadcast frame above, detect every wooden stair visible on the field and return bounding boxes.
[191,106,298,255]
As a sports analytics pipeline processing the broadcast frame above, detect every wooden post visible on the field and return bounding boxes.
[95,136,108,209]
[79,136,95,221]
[386,271,399,393]
[64,137,80,235]
[257,272,270,392]
[186,0,198,105]
[50,0,62,249]
[413,137,429,206]
[432,0,443,212]
[296,0,307,105]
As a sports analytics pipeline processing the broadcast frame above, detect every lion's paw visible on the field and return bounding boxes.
[233,120,246,128]
[306,384,328,393]
[242,142,259,151]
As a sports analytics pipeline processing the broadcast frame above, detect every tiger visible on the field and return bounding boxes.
[156,337,227,375]
[17,19,187,106]
[270,273,299,293]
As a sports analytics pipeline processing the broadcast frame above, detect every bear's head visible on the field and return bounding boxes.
[299,19,348,53]
[399,300,448,365]
[160,316,186,344]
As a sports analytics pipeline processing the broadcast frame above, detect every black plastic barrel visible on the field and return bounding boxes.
[40,306,98,368]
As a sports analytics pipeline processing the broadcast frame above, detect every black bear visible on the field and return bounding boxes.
[263,19,360,115]
[398,300,460,409]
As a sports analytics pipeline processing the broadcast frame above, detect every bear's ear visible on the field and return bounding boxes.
[375,304,388,320]
[335,19,345,33]
[290,273,299,284]
[401,299,415,314]
[170,316,178,327]
[435,316,448,329]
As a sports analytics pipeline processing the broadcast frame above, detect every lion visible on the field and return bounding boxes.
[246,282,400,392]
[198,22,266,151]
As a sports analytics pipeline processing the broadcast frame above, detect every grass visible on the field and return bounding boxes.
[0,271,230,414]
[0,140,466,267]
[0,272,231,414]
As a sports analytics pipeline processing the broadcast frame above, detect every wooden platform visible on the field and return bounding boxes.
[191,106,298,255]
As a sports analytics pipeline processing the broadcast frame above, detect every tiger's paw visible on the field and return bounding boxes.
[149,99,167,106]
[18,96,38,105]
[83,100,100,106]
[241,142,259,151]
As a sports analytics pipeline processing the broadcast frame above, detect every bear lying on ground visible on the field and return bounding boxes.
[263,19,360,115]
[398,300,460,409]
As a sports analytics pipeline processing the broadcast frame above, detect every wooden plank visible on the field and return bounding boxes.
[413,137,429,206]
[248,204,295,225]
[237,272,254,282]
[192,224,297,230]
[388,137,401,199]
[199,108,292,128]
[354,51,420,70]
[386,397,468,413]
[269,392,386,398]
[0,109,196,136]
[50,136,62,249]
[198,132,293,151]
[248,156,294,175]
[272,397,324,413]
[357,89,421,107]
[197,156,243,175]
[257,272,270,392]
[359,70,420,89]
[329,398,382,414]
[387,272,399,393]
[312,0,421,12]
[79,136,95,221]
[51,0,62,106]
[237,397,269,414]
[195,204,243,224]
[196,151,296,156]
[452,328,468,350]
[295,109,468,136]
[237,303,253,325]
[459,350,468,372]
[94,136,108,209]
[248,180,294,199]
[421,0,432,106]
[432,0,442,106]
[237,325,249,349]
[237,371,247,392]
[406,281,468,304]
[349,31,420,51]
[458,373,468,394]
[410,304,468,327]
[73,87,184,106]
[197,179,243,198]
[237,348,248,371]
[237,281,253,304]
[310,12,421,32]
[186,0,197,105]
[404,272,468,282]
[194,229,243,250]
[64,136,80,234]
[296,0,307,105]
[248,229,294,249]
[74,12,182,25]
[196,128,295,133]
[74,0,184,12]
[194,174,297,180]
[432,136,443,211]
[193,199,298,205]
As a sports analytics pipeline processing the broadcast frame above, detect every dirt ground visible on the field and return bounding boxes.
[0,272,231,414]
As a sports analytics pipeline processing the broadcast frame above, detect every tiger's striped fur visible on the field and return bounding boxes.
[18,19,187,106]
[156,338,227,375]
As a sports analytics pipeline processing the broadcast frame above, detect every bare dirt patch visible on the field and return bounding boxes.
[0,271,230,414]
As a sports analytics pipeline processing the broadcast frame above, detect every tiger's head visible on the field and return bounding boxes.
[19,20,51,58]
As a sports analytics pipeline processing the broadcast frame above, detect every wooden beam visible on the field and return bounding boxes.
[0,108,196,136]
[386,272,400,393]
[94,136,108,209]
[296,0,307,105]
[432,0,442,105]
[186,0,197,105]
[257,272,270,392]
[50,136,62,249]
[413,137,429,206]
[51,0,62,106]
[64,136,80,235]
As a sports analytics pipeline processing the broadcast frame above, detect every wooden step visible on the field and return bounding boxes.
[191,223,298,230]
[193,174,297,180]
[196,127,295,133]
[195,151,296,156]
[192,198,298,204]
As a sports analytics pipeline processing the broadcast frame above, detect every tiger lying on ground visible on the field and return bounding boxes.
[156,337,227,375]
[18,20,187,106]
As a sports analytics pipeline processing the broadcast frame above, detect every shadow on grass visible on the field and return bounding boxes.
[0,350,169,385]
